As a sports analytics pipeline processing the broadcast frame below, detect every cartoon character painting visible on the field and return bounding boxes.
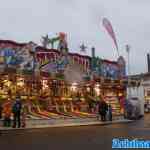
[101,61,119,79]
[19,44,35,71]
[40,54,69,74]
[0,42,36,72]
[58,32,68,54]
[0,46,22,67]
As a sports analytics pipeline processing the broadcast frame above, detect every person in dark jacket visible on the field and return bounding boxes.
[12,97,22,128]
[108,104,112,121]
[98,100,108,121]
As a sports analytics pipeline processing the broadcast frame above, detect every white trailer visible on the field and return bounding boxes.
[127,85,144,117]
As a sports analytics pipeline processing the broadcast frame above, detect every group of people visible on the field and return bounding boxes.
[98,100,112,122]
[0,95,113,128]
[0,96,26,128]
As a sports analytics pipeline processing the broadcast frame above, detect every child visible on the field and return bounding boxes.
[21,104,27,128]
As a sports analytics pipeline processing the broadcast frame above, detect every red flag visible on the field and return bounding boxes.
[102,18,119,56]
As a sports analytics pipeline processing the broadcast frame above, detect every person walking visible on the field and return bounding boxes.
[102,100,108,121]
[12,96,22,128]
[98,99,108,121]
[2,98,12,127]
[108,104,112,121]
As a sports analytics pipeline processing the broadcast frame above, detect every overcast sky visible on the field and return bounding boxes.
[0,0,149,74]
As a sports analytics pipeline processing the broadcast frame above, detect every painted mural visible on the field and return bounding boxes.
[0,41,36,72]
[0,40,126,80]
[36,49,69,77]
[39,54,69,74]
[101,61,119,79]
[90,56,123,80]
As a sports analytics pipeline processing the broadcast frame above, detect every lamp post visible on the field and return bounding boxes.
[91,47,96,72]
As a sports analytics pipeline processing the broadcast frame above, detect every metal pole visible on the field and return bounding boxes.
[91,47,95,72]
[126,45,131,98]
[126,45,130,75]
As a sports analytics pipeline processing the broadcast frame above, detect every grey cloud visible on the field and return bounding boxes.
[0,0,149,74]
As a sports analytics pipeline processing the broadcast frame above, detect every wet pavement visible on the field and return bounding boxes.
[0,115,150,150]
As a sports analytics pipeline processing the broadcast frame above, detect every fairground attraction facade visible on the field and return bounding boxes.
[0,38,126,119]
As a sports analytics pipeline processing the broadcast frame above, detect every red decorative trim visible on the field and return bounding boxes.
[103,59,118,65]
[0,40,26,47]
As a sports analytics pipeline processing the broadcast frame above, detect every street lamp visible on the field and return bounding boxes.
[126,45,131,76]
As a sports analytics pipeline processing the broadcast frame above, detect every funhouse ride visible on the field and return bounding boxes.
[0,34,127,120]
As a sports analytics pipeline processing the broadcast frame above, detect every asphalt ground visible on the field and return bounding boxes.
[0,115,150,150]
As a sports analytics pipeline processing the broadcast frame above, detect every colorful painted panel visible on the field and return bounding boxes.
[0,42,35,72]
[101,61,119,79]
[0,40,126,79]
[36,51,69,74]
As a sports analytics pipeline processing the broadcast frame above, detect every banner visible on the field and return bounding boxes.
[102,18,119,56]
